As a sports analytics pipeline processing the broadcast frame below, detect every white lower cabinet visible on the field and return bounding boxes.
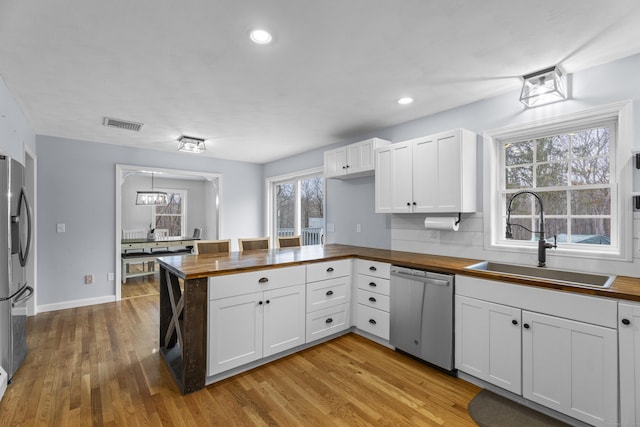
[455,275,618,427]
[455,295,521,394]
[355,260,391,340]
[618,301,640,427]
[522,311,617,426]
[208,266,306,376]
[305,260,352,343]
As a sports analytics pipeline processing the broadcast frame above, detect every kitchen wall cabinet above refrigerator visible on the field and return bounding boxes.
[375,128,477,214]
[324,138,390,179]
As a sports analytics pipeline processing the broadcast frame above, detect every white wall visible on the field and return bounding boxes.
[36,135,263,309]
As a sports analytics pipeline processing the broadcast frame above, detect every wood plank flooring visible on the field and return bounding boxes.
[121,266,160,300]
[0,294,481,426]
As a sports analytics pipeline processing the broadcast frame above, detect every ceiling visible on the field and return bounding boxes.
[1,1,640,164]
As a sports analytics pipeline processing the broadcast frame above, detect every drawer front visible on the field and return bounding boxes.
[356,274,390,296]
[356,304,390,340]
[356,259,390,279]
[306,259,352,283]
[356,289,390,312]
[306,304,350,343]
[209,266,306,300]
[307,277,350,313]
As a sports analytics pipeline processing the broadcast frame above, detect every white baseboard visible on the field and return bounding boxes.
[0,366,7,402]
[36,295,116,313]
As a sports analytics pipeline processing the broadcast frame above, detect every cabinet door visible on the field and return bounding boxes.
[455,295,521,394]
[391,142,414,212]
[412,136,438,211]
[619,302,640,427]
[375,146,396,213]
[208,293,263,375]
[324,148,347,178]
[347,139,375,174]
[434,132,461,211]
[263,284,306,357]
[522,311,618,427]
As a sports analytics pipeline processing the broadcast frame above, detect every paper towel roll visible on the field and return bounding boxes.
[424,216,459,231]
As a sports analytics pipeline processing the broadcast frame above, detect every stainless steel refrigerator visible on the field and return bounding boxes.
[0,155,33,381]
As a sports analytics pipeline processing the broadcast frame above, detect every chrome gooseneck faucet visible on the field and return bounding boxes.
[505,191,557,267]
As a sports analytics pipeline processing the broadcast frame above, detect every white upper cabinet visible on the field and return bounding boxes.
[324,138,390,179]
[375,128,477,213]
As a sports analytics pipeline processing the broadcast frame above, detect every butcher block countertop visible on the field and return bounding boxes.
[157,243,640,302]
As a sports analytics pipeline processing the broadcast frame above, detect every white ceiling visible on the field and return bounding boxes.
[1,1,640,164]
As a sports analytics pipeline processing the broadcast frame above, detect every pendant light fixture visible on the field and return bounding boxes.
[519,66,566,108]
[136,172,168,205]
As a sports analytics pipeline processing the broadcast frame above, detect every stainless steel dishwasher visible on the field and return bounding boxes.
[390,266,454,372]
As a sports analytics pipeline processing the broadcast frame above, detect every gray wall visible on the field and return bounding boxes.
[36,135,263,307]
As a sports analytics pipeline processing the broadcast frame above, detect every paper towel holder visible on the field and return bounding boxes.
[454,212,461,226]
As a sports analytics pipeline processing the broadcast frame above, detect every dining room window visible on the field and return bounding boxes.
[153,190,187,236]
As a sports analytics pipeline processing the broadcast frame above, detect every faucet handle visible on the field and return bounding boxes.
[551,234,557,249]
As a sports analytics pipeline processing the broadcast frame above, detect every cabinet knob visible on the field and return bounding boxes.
[621,318,631,325]
[369,319,377,325]
[412,202,416,206]
[258,301,263,305]
[265,300,270,304]
[325,318,333,324]
[369,297,377,303]
[369,266,377,271]
[326,290,334,296]
[406,202,411,206]
[369,282,377,287]
[512,319,518,325]
[258,277,269,283]
[326,267,334,272]
[523,323,530,329]
[342,166,346,169]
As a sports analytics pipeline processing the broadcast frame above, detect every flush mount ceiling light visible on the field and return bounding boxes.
[249,29,273,44]
[177,135,206,153]
[519,66,566,108]
[397,97,414,105]
[136,172,168,205]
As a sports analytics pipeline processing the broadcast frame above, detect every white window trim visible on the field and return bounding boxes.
[265,167,324,245]
[152,188,188,237]
[483,100,633,261]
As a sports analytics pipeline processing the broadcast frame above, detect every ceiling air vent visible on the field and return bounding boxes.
[103,117,144,132]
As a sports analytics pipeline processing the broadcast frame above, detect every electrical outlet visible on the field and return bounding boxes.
[56,223,65,233]
[107,272,115,281]
[84,274,93,284]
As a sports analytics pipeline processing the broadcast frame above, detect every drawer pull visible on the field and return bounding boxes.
[325,318,333,324]
[368,297,376,303]
[369,266,377,271]
[258,277,269,283]
[621,318,631,325]
[326,290,334,296]
[369,282,376,287]
[369,319,377,325]
[326,267,334,272]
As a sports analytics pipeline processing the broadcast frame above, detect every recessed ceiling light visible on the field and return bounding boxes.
[397,97,414,105]
[250,29,273,45]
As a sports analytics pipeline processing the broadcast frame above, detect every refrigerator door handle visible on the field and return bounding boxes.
[12,285,33,306]
[17,187,32,267]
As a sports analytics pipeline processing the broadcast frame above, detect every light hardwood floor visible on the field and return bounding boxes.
[0,294,481,426]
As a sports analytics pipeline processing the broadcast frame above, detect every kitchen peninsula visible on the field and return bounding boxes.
[158,244,640,396]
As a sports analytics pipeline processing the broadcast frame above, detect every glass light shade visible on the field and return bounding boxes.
[177,136,206,153]
[519,66,566,108]
[136,191,168,205]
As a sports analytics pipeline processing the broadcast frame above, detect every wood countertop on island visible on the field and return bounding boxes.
[158,243,640,302]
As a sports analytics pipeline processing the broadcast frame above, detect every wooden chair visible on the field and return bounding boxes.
[277,235,301,248]
[238,237,270,251]
[195,239,231,255]
[122,228,146,240]
[155,229,169,238]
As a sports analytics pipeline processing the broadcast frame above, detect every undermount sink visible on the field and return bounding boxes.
[464,261,616,288]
